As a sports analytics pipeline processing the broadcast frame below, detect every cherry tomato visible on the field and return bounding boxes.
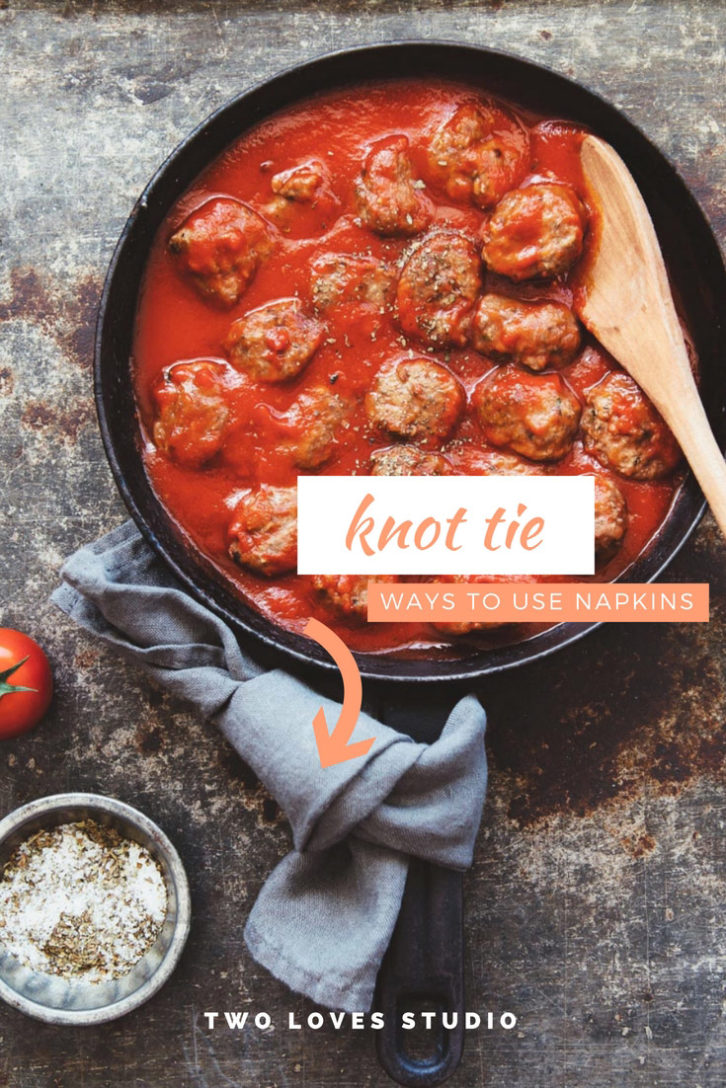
[0,629,53,739]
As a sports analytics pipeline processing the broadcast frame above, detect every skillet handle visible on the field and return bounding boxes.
[375,857,464,1086]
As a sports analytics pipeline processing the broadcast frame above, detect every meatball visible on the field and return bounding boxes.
[481,183,586,281]
[152,359,233,468]
[313,574,399,619]
[224,298,324,383]
[581,372,681,479]
[271,159,328,203]
[473,367,581,461]
[263,160,338,227]
[427,102,530,209]
[432,615,501,637]
[593,474,628,559]
[310,252,394,312]
[370,444,452,476]
[366,358,465,444]
[168,197,272,308]
[281,386,349,469]
[228,485,297,576]
[397,231,482,347]
[472,294,581,371]
[354,135,431,236]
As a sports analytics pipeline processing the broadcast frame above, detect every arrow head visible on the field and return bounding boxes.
[312,707,375,770]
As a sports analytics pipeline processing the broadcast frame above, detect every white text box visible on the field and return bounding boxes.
[297,475,595,576]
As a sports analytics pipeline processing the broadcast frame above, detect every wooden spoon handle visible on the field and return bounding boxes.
[659,377,726,537]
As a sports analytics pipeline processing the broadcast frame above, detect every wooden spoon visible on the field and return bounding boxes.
[576,134,726,536]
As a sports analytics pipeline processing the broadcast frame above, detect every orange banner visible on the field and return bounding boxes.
[366,582,709,623]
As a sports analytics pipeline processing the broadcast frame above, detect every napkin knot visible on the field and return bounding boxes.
[53,521,487,1012]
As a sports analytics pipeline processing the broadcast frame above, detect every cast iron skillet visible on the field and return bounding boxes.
[95,42,726,1087]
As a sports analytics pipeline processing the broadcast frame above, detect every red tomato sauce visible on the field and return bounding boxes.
[133,79,685,656]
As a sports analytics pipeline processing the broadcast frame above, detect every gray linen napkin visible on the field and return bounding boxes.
[52,521,487,1012]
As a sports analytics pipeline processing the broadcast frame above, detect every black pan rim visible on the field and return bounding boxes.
[95,39,724,687]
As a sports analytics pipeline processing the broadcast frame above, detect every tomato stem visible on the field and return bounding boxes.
[0,656,38,700]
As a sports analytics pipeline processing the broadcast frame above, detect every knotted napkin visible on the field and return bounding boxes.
[52,521,487,1012]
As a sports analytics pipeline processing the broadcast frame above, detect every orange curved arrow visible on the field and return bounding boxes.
[304,617,375,769]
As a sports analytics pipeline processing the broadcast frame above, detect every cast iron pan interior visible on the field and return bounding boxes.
[95,41,726,685]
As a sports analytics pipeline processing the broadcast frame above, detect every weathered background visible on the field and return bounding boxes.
[1,1,726,1085]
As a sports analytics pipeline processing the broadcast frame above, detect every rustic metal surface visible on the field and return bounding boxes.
[1,1,725,1085]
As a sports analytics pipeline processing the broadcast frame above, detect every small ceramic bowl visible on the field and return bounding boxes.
[0,792,191,1024]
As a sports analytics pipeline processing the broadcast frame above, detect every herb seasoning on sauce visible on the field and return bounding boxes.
[133,79,687,655]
